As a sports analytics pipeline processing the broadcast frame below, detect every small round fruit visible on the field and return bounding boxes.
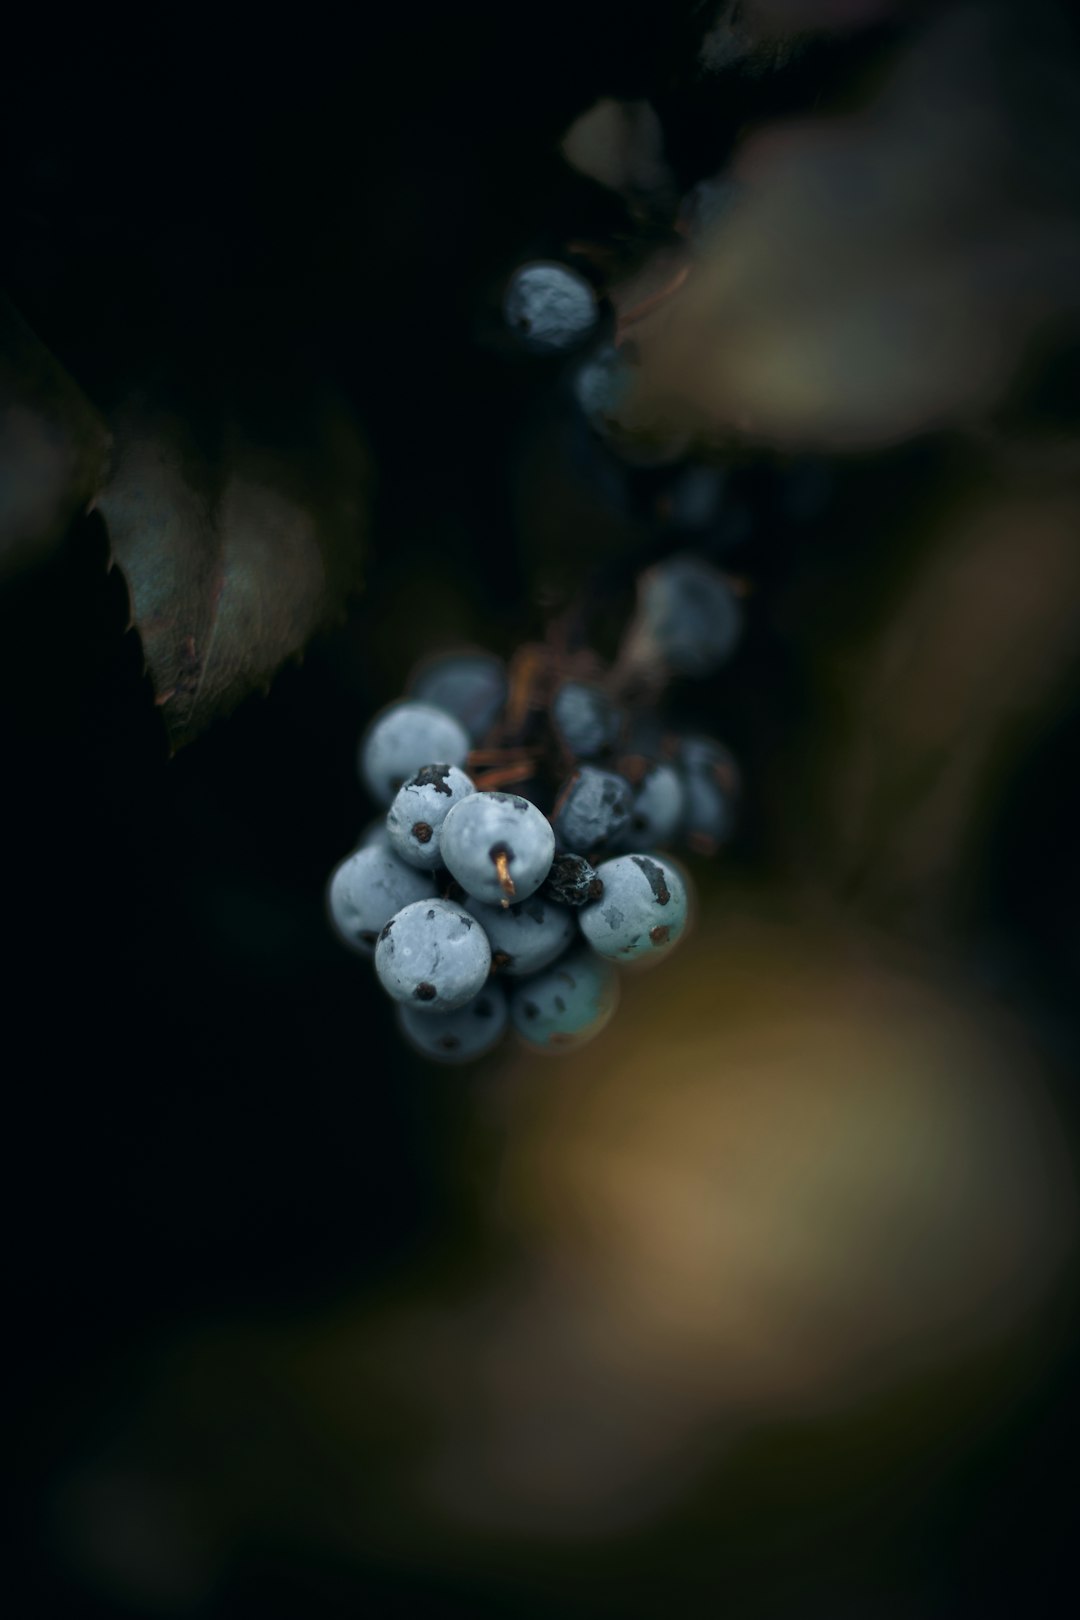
[439,791,555,907]
[633,553,742,677]
[574,342,690,466]
[326,846,436,956]
[408,651,507,743]
[386,763,476,870]
[574,341,631,427]
[504,261,598,353]
[579,853,690,962]
[679,736,740,854]
[360,702,470,806]
[619,762,685,849]
[509,950,619,1053]
[374,899,491,1014]
[466,893,576,977]
[398,983,508,1065]
[551,680,620,760]
[552,767,633,855]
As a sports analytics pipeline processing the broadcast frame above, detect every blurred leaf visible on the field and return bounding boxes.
[0,293,111,582]
[624,5,1080,450]
[96,393,369,751]
[814,450,1080,934]
[560,99,672,204]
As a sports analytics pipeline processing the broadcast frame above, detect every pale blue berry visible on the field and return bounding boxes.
[409,652,507,743]
[397,983,508,1064]
[360,701,470,806]
[579,853,690,962]
[509,949,619,1052]
[505,261,598,353]
[386,763,475,870]
[440,791,555,907]
[326,845,436,956]
[466,893,576,977]
[374,899,491,1013]
[618,762,685,849]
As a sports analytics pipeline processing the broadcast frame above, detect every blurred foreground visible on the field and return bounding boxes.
[46,883,1078,1616]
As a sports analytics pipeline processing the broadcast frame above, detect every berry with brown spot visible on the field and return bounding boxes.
[579,853,690,962]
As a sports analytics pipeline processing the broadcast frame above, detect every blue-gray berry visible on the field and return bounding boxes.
[579,853,690,962]
[439,791,555,907]
[634,553,743,677]
[360,701,470,806]
[326,845,436,956]
[466,892,576,977]
[409,652,507,743]
[573,342,689,467]
[618,762,685,849]
[386,763,476,870]
[374,899,492,1013]
[509,949,619,1052]
[552,681,620,760]
[680,735,740,854]
[504,261,598,353]
[552,766,633,855]
[397,983,508,1064]
[574,342,632,429]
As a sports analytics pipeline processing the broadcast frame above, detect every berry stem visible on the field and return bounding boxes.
[472,761,537,790]
[614,262,690,345]
[493,849,516,905]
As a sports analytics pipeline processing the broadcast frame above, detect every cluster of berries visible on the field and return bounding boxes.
[327,551,741,1063]
[325,246,749,1062]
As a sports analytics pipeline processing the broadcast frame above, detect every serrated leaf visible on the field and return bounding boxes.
[97,394,368,750]
[0,293,111,581]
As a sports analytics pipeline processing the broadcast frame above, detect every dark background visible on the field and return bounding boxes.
[4,4,1079,1615]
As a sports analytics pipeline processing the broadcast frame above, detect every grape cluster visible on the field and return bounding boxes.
[327,576,741,1063]
[326,240,749,1064]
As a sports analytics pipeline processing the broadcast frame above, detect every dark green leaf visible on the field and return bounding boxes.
[97,393,368,751]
